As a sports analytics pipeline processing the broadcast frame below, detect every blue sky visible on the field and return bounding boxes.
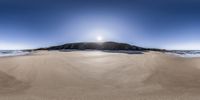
[0,0,200,50]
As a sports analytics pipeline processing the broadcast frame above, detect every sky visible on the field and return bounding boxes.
[0,0,200,50]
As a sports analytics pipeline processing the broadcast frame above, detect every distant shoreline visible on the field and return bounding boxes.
[0,50,31,58]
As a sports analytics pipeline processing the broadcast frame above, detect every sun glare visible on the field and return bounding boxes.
[97,36,103,42]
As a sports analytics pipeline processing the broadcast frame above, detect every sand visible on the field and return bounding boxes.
[0,51,200,100]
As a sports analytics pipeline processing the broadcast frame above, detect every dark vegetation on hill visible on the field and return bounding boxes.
[35,41,166,52]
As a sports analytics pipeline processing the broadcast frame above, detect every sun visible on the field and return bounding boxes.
[97,36,103,42]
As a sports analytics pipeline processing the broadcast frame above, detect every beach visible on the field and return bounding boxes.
[0,51,200,100]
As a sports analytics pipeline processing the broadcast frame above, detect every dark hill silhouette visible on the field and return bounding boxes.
[35,41,165,51]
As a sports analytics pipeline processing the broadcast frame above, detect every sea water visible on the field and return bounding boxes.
[168,50,200,58]
[0,50,30,57]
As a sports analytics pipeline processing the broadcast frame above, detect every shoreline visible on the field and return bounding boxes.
[1,50,200,59]
[0,51,32,58]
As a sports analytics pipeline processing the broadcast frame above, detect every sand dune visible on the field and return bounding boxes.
[0,51,200,100]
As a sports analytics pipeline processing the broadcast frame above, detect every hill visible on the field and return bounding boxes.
[36,41,165,51]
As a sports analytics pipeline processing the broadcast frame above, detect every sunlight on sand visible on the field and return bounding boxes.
[83,51,108,56]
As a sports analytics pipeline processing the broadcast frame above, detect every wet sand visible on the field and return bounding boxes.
[0,51,200,100]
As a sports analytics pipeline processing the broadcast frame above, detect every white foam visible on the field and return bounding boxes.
[0,50,30,57]
[167,51,200,58]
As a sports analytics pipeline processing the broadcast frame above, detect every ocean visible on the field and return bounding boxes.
[168,50,200,58]
[0,50,30,57]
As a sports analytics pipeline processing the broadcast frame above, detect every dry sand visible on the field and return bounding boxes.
[0,51,200,100]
